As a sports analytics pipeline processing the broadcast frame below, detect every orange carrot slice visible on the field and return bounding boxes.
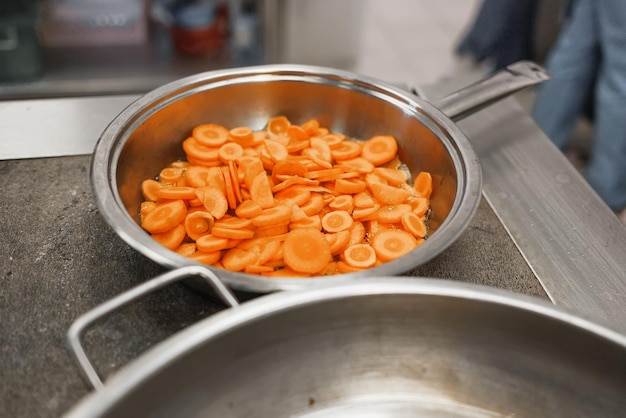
[267,115,291,136]
[221,248,260,272]
[401,212,427,238]
[193,123,229,147]
[194,186,228,219]
[282,228,332,274]
[196,234,229,253]
[142,179,163,202]
[152,224,186,250]
[141,200,187,234]
[361,135,398,166]
[235,199,264,218]
[414,171,433,199]
[156,186,198,200]
[251,205,293,228]
[321,210,353,233]
[159,167,184,184]
[184,211,215,241]
[342,243,377,268]
[371,229,418,262]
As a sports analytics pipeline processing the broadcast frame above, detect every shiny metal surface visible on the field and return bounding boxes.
[0,95,138,160]
[456,96,626,334]
[91,64,488,293]
[67,266,239,390]
[434,61,550,121]
[64,278,626,417]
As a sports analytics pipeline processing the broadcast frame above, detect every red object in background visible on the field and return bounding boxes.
[169,3,228,56]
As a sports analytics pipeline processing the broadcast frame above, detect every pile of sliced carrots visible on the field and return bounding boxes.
[139,116,433,277]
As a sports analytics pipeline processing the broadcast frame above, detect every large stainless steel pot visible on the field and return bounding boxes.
[91,62,548,293]
[65,268,626,417]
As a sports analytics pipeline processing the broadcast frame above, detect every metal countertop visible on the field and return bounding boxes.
[0,89,625,417]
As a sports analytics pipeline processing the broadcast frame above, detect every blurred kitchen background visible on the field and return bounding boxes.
[0,0,566,101]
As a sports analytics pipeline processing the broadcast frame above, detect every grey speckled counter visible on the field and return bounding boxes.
[0,154,542,417]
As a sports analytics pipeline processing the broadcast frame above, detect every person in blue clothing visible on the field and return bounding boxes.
[456,0,540,71]
[531,0,626,219]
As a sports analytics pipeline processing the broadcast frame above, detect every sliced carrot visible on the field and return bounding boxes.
[401,212,427,238]
[352,204,380,220]
[249,172,275,209]
[342,243,377,269]
[369,182,411,205]
[371,229,418,262]
[245,265,275,274]
[336,260,365,273]
[302,148,333,169]
[318,133,345,149]
[310,137,332,162]
[271,160,308,179]
[141,200,187,234]
[286,139,311,154]
[221,248,260,272]
[235,199,264,218]
[211,226,255,240]
[184,165,210,188]
[175,242,197,257]
[300,193,325,216]
[301,118,321,135]
[336,157,375,174]
[353,191,376,208]
[193,123,229,147]
[317,261,338,276]
[156,186,198,200]
[321,210,353,233]
[251,205,293,228]
[194,186,228,219]
[361,135,398,166]
[219,142,244,163]
[408,197,428,218]
[189,251,222,265]
[325,229,351,255]
[229,126,254,146]
[264,139,289,162]
[195,234,229,252]
[374,167,408,186]
[262,266,311,278]
[159,167,184,184]
[228,161,242,203]
[206,166,226,194]
[414,171,433,199]
[289,215,322,231]
[348,221,366,246]
[214,216,252,230]
[184,211,215,241]
[267,115,291,137]
[242,158,265,189]
[304,167,343,180]
[140,201,157,221]
[182,137,220,161]
[331,140,361,161]
[274,185,312,207]
[255,224,289,238]
[142,179,163,202]
[282,228,332,274]
[378,204,411,224]
[185,156,222,168]
[221,166,237,209]
[334,178,367,194]
[151,224,186,250]
[328,194,354,212]
[287,125,309,141]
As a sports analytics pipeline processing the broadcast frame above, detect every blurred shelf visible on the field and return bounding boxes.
[0,37,265,100]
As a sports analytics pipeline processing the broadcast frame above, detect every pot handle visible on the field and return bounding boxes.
[433,60,550,122]
[67,265,239,390]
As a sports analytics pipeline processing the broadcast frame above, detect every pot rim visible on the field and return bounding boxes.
[65,277,626,417]
[91,64,483,293]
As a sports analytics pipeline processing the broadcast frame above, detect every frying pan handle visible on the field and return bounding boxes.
[433,60,550,122]
[67,265,239,390]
